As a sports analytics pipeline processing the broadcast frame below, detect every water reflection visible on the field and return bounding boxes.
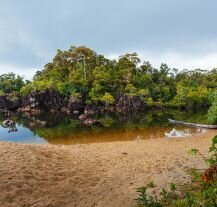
[0,125,47,144]
[1,118,18,133]
[165,128,192,138]
[0,110,209,145]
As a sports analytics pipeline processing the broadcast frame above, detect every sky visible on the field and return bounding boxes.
[1,0,217,79]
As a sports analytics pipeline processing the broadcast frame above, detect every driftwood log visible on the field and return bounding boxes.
[168,119,217,129]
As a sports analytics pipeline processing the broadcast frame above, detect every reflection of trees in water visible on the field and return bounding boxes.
[7,126,18,133]
[17,112,76,129]
[0,109,209,142]
[0,113,18,133]
[1,123,18,133]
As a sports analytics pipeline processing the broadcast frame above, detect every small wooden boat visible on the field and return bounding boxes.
[168,119,217,129]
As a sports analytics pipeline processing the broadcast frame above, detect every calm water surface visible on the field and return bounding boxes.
[0,110,209,145]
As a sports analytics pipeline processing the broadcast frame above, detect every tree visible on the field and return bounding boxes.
[0,73,25,94]
[15,45,217,111]
[100,92,115,108]
[208,91,217,124]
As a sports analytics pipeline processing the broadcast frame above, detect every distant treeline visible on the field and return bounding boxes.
[1,46,217,109]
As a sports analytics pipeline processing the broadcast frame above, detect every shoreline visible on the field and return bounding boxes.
[0,130,216,207]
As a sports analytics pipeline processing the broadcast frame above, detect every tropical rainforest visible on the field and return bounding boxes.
[1,46,217,123]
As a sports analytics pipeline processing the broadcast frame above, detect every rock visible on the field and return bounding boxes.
[78,113,102,126]
[66,110,71,114]
[18,106,31,112]
[79,114,88,121]
[67,97,84,114]
[20,90,85,114]
[2,119,15,127]
[73,110,80,114]
[84,105,98,115]
[20,89,65,113]
[0,95,21,110]
[66,109,80,114]
[82,118,101,126]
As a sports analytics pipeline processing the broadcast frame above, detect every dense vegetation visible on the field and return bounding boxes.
[0,73,27,102]
[1,46,217,122]
[20,46,217,107]
[207,92,217,124]
[136,136,217,207]
[0,73,26,95]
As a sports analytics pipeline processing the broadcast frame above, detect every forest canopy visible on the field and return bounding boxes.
[1,46,217,110]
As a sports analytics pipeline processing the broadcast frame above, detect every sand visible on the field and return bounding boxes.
[0,130,216,207]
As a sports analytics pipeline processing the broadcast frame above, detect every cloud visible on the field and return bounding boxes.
[107,50,217,71]
[1,0,217,79]
[141,52,217,70]
[0,64,37,80]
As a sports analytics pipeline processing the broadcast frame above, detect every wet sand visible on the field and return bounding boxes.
[0,130,216,207]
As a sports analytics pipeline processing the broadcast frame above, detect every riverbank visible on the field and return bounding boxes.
[0,130,216,207]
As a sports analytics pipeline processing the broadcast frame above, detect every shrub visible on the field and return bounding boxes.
[207,103,217,124]
[135,136,217,207]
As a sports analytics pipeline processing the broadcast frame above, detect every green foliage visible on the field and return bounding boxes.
[0,73,26,94]
[136,185,162,207]
[100,92,115,106]
[2,46,217,110]
[188,148,199,155]
[136,137,217,207]
[0,90,5,96]
[173,83,210,108]
[208,95,217,124]
[20,83,34,96]
[206,136,217,166]
[125,84,138,97]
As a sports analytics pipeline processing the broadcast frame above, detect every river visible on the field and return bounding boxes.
[0,109,209,144]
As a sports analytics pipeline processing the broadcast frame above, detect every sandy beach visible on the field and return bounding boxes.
[0,130,216,207]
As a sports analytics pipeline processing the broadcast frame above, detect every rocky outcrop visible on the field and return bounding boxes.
[19,89,66,113]
[67,97,84,114]
[18,89,85,114]
[0,96,21,110]
[1,119,15,127]
[0,90,145,114]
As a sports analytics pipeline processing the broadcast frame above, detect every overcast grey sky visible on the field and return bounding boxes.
[1,0,217,79]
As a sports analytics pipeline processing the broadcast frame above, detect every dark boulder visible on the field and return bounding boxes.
[1,119,15,127]
[79,113,102,126]
[73,110,80,114]
[0,95,21,110]
[67,97,84,114]
[20,89,66,112]
[20,89,85,114]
